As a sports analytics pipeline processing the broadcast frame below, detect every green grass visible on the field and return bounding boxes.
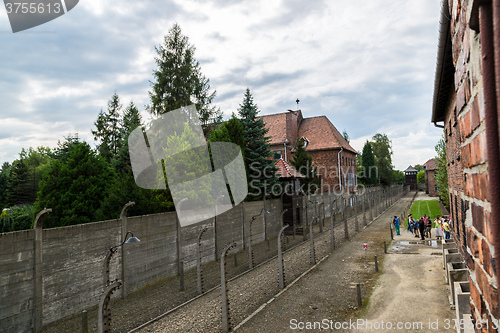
[405,200,443,227]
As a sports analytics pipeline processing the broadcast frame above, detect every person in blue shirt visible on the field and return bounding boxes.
[393,215,400,235]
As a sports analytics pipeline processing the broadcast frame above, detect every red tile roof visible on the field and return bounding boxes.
[261,111,356,154]
[262,112,287,145]
[424,158,437,170]
[275,158,306,178]
[298,116,356,153]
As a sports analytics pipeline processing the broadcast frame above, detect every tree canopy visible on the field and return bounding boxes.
[147,23,221,126]
[238,88,277,199]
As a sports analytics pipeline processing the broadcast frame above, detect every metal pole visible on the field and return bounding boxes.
[221,242,236,333]
[278,224,289,289]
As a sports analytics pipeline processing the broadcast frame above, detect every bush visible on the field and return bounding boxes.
[0,205,35,233]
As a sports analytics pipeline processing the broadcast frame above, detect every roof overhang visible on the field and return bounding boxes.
[431,0,454,127]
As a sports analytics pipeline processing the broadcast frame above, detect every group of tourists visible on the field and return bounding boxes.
[407,214,451,240]
[401,214,451,240]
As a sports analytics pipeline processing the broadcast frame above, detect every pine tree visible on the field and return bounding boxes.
[435,135,449,208]
[238,88,277,199]
[0,162,11,208]
[114,101,142,172]
[290,138,319,193]
[92,92,123,163]
[148,23,221,126]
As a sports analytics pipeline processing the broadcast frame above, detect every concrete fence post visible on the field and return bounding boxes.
[221,242,236,333]
[120,201,135,298]
[98,281,122,333]
[369,191,373,222]
[197,227,208,295]
[278,224,289,290]
[310,217,316,264]
[330,206,336,251]
[33,208,52,333]
[362,193,367,226]
[354,194,359,232]
[343,205,349,240]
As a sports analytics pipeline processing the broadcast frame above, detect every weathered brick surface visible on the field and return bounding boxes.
[439,0,499,326]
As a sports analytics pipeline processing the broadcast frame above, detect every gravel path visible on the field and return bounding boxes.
[135,193,408,332]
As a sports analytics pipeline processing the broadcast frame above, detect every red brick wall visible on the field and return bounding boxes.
[445,0,499,329]
[425,169,438,197]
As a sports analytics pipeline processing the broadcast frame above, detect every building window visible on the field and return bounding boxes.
[274,151,282,160]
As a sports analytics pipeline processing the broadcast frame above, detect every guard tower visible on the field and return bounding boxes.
[404,165,418,191]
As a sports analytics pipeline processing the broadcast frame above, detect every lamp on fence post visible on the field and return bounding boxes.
[103,231,140,286]
[248,209,270,269]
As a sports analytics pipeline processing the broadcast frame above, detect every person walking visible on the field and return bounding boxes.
[393,215,400,236]
[414,217,420,238]
[418,217,426,240]
[407,214,414,234]
[443,219,451,240]
[434,216,443,240]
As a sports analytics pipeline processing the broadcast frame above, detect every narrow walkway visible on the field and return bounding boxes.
[234,193,455,333]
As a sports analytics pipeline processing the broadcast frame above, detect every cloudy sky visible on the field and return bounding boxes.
[0,0,444,171]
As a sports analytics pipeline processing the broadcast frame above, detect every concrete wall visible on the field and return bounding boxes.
[0,229,34,333]
[0,187,401,332]
[0,198,283,331]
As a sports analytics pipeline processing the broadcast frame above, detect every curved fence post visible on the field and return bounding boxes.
[278,224,289,290]
[310,217,316,264]
[120,201,135,298]
[197,226,208,295]
[98,281,122,333]
[221,242,236,333]
[33,208,52,333]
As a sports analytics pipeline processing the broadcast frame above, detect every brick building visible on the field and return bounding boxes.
[423,158,438,197]
[261,109,357,194]
[431,0,500,329]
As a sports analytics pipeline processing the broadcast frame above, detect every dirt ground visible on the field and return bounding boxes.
[234,192,456,333]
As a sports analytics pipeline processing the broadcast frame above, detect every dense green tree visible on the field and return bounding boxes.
[238,88,277,199]
[92,92,123,163]
[35,142,115,228]
[114,101,143,172]
[393,170,406,184]
[0,162,11,209]
[51,134,81,162]
[290,138,319,193]
[359,141,377,185]
[435,135,449,208]
[414,164,424,172]
[371,133,394,185]
[5,159,31,206]
[147,23,221,126]
[417,170,425,184]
